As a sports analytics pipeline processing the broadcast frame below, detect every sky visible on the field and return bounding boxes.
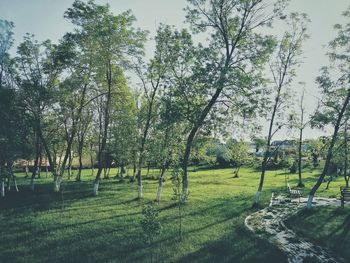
[1,0,349,140]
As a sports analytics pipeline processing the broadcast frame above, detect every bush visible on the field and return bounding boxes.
[265,159,290,170]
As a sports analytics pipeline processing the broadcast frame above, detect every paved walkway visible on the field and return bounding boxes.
[245,194,345,263]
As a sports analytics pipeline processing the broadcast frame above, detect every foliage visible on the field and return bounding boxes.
[141,204,162,244]
[225,140,252,167]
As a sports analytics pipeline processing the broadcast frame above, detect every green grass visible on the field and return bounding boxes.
[0,166,348,263]
[286,206,350,261]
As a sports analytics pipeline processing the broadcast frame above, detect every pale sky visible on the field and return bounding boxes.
[1,0,349,140]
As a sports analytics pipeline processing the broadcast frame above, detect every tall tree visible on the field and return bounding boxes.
[290,86,311,187]
[254,13,309,204]
[153,94,185,202]
[343,123,349,187]
[134,24,179,199]
[307,7,350,207]
[0,19,31,196]
[16,35,62,191]
[180,0,285,201]
[65,0,146,195]
[52,33,93,190]
[75,108,92,182]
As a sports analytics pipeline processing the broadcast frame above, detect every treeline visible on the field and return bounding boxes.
[1,0,350,207]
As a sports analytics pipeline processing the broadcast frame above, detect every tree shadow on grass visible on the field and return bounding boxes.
[174,225,288,263]
[0,184,289,263]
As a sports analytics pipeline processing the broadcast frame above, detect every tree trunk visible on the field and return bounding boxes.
[77,150,83,182]
[307,89,350,208]
[91,157,94,176]
[1,178,4,197]
[37,145,42,178]
[13,176,19,192]
[325,175,333,190]
[25,161,29,178]
[59,84,88,189]
[181,71,226,202]
[234,165,241,178]
[120,164,125,177]
[103,167,107,179]
[31,131,40,192]
[156,167,166,202]
[37,126,58,192]
[344,123,349,187]
[133,157,136,179]
[255,81,283,204]
[136,73,161,199]
[67,151,73,180]
[77,125,87,181]
[0,163,3,197]
[298,127,304,187]
[6,175,10,192]
[94,60,113,196]
[93,179,99,196]
[255,155,268,203]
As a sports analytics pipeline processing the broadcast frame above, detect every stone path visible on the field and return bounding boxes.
[245,194,345,263]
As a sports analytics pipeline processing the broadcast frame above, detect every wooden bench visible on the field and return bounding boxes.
[340,187,350,208]
[287,183,302,202]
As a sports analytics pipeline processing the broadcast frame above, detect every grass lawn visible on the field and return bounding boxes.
[0,166,348,263]
[286,206,350,262]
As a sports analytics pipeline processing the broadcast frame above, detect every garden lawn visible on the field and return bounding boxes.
[286,206,350,262]
[0,166,347,263]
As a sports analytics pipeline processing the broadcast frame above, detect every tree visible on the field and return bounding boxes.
[0,19,31,196]
[307,8,350,208]
[108,82,138,178]
[50,30,97,188]
[75,108,92,181]
[342,123,350,187]
[295,88,308,187]
[225,139,251,177]
[152,94,185,202]
[15,33,63,191]
[290,86,312,187]
[179,0,285,201]
[133,24,182,199]
[254,13,309,204]
[140,204,161,262]
[64,0,147,195]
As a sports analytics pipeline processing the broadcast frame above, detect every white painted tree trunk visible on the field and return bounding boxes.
[138,184,142,199]
[7,178,10,191]
[93,182,99,196]
[307,195,314,209]
[68,166,72,180]
[1,180,4,197]
[156,182,163,202]
[14,177,19,192]
[255,190,261,204]
[180,186,188,203]
[30,178,35,192]
[53,177,61,192]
